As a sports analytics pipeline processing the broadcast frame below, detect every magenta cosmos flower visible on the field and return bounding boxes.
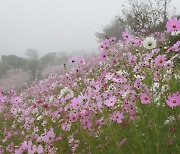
[166,92,180,107]
[154,55,166,67]
[140,93,151,104]
[166,17,180,32]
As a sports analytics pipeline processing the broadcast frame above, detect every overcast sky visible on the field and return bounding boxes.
[0,0,179,57]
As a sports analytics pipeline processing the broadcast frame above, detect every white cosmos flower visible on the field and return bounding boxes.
[171,31,180,36]
[143,37,157,49]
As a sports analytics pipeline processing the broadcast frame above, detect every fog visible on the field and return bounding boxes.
[0,0,179,57]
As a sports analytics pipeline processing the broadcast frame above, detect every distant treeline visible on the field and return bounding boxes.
[0,51,69,80]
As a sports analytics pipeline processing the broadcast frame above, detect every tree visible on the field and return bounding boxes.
[40,52,57,67]
[96,0,173,41]
[0,63,10,77]
[26,60,40,80]
[96,17,127,42]
[1,55,27,71]
[25,49,38,60]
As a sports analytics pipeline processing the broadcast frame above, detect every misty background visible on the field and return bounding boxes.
[0,0,179,91]
[0,0,179,57]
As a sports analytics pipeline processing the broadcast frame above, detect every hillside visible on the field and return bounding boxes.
[0,18,180,154]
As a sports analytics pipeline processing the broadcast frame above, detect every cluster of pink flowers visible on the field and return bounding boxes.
[0,17,179,153]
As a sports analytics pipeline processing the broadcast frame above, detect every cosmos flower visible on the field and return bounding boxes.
[166,92,180,107]
[154,55,166,67]
[104,96,117,107]
[143,37,156,49]
[164,60,173,70]
[100,51,109,61]
[140,93,151,104]
[166,17,180,32]
[169,41,180,52]
[110,111,124,123]
[68,57,78,63]
[128,55,137,65]
[122,32,133,42]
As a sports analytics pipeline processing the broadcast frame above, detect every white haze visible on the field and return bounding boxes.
[0,0,179,57]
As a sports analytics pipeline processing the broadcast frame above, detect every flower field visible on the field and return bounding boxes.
[0,18,180,154]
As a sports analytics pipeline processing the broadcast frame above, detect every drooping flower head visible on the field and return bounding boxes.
[168,41,180,52]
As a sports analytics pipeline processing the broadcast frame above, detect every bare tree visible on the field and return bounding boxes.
[25,49,38,60]
[96,0,173,42]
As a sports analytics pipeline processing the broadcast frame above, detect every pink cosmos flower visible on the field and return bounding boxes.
[12,96,22,104]
[122,32,133,42]
[164,61,173,70]
[36,145,43,154]
[104,96,117,107]
[166,17,180,32]
[134,79,142,89]
[133,38,142,46]
[0,96,7,103]
[152,49,160,55]
[78,58,86,65]
[69,112,79,123]
[62,122,71,131]
[79,109,89,117]
[71,97,83,110]
[168,41,180,52]
[105,72,113,80]
[42,129,55,144]
[50,82,57,90]
[81,117,92,129]
[2,132,12,142]
[140,93,151,104]
[95,119,104,128]
[100,51,109,61]
[98,39,111,51]
[109,37,116,42]
[0,145,4,154]
[128,55,137,65]
[110,111,124,123]
[166,92,180,107]
[6,142,15,153]
[9,90,17,96]
[154,55,166,67]
[68,57,78,63]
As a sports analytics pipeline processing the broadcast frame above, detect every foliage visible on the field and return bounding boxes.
[26,49,39,60]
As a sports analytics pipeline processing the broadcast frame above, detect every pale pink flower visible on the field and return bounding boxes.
[166,17,180,32]
[166,92,180,107]
[140,93,151,104]
[154,55,166,67]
